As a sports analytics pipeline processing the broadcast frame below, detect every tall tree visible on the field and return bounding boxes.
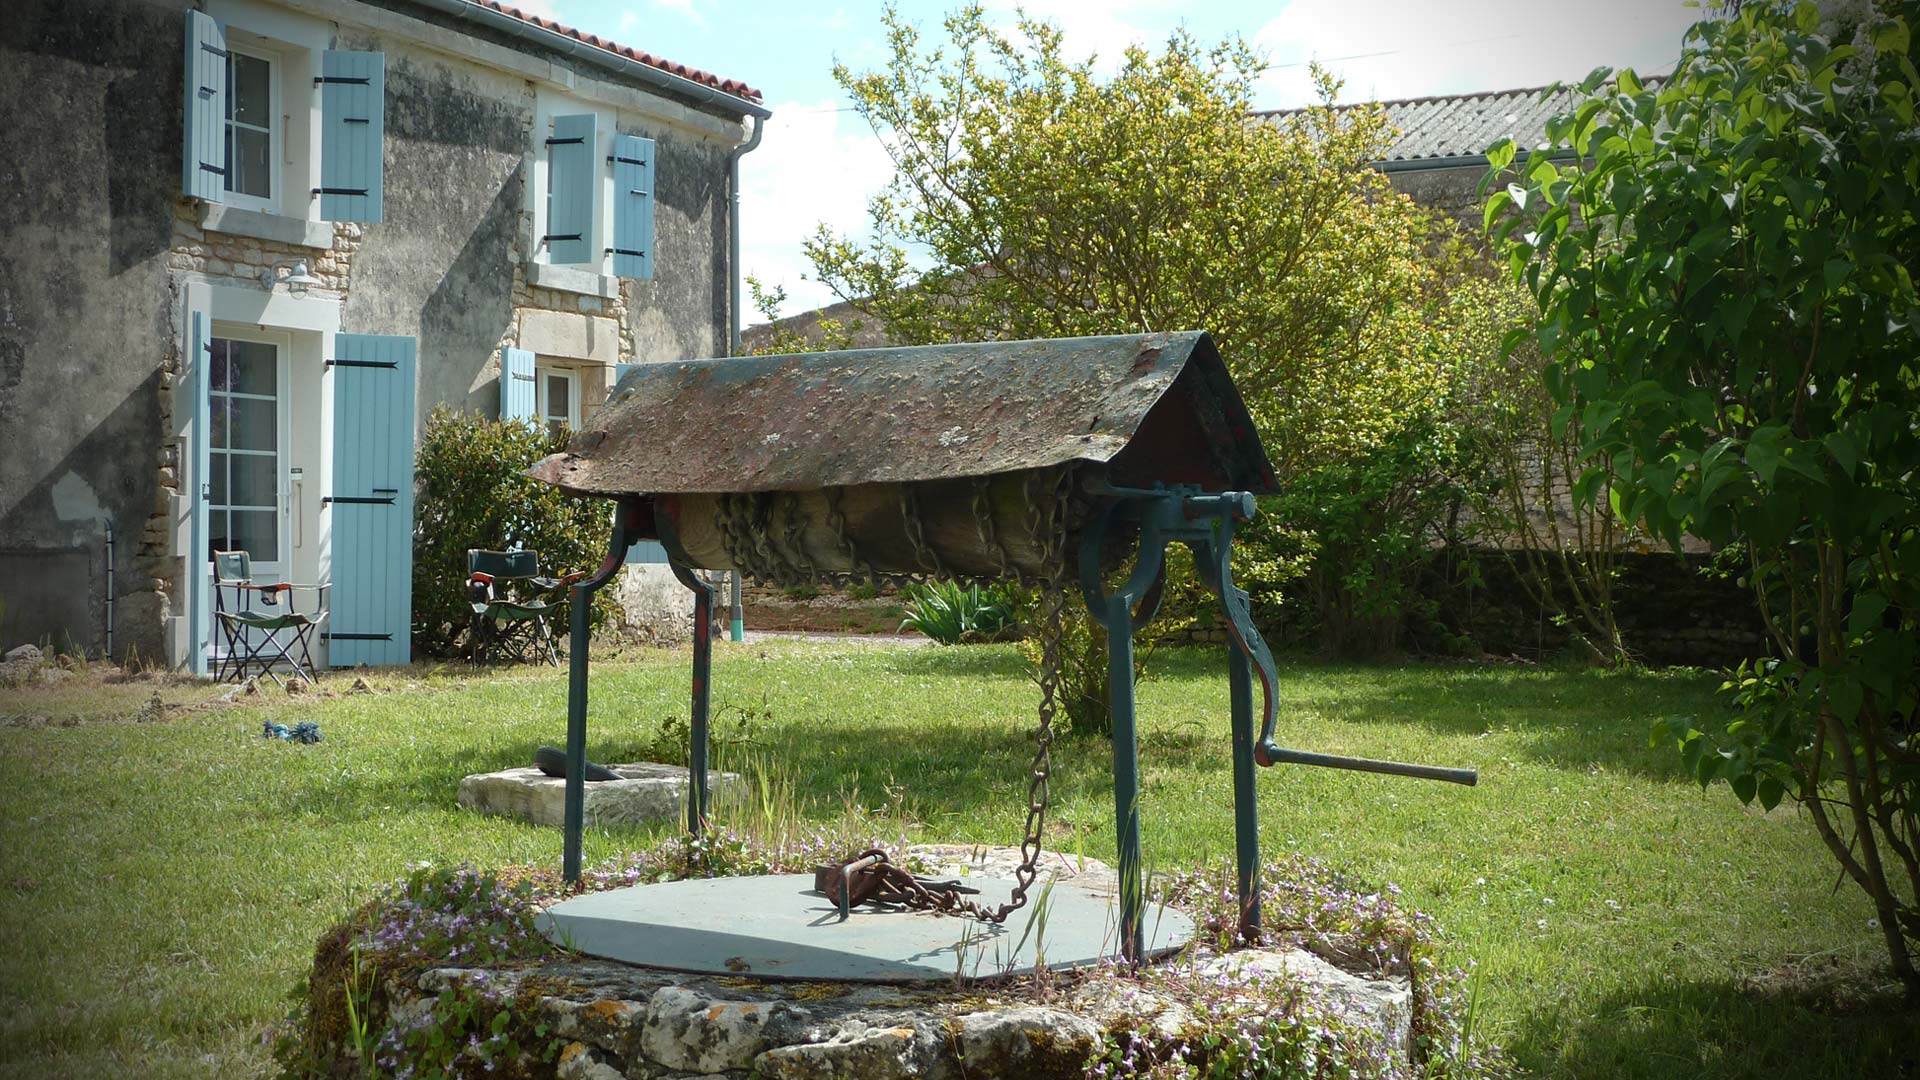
[806,5,1445,478]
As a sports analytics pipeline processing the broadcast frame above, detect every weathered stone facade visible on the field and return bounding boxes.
[0,0,760,662]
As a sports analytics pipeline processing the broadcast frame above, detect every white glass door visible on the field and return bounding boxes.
[207,331,289,577]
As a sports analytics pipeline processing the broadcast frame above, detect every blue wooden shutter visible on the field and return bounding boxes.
[545,114,597,265]
[317,50,385,222]
[329,334,417,667]
[182,11,227,201]
[501,347,536,421]
[186,308,213,673]
[609,134,655,279]
[610,362,666,563]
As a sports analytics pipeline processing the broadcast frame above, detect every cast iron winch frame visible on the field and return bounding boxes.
[533,332,1477,965]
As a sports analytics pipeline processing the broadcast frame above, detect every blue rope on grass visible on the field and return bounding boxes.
[261,720,323,744]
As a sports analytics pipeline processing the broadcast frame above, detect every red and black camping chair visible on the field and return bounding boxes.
[466,549,584,666]
[212,550,328,686]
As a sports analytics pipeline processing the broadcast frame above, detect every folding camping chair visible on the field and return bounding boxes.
[466,549,583,666]
[212,550,329,686]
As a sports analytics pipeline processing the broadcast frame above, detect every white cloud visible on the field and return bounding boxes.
[651,0,707,29]
[1252,0,1700,108]
[737,99,897,320]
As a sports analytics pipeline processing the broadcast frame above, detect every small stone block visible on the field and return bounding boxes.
[457,762,738,828]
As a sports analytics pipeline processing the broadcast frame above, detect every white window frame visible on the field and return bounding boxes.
[528,93,615,277]
[207,324,293,575]
[220,38,283,214]
[536,364,580,435]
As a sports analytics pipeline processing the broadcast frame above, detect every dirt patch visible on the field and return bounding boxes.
[1737,952,1914,1016]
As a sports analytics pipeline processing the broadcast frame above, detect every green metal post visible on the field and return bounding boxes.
[1104,592,1145,964]
[564,589,591,882]
[564,514,633,884]
[1228,642,1261,940]
[671,564,716,835]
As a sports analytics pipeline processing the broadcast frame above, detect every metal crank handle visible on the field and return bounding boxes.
[1256,742,1479,785]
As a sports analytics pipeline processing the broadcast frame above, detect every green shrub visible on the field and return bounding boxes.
[411,406,617,657]
[899,580,1021,644]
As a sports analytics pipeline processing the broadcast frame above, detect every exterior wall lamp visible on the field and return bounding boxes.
[263,259,321,296]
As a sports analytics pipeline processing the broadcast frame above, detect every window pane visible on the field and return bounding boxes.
[547,374,570,418]
[230,54,271,127]
[208,512,233,561]
[209,396,229,450]
[229,397,276,451]
[230,127,271,199]
[230,510,277,562]
[209,339,231,392]
[228,341,276,395]
[210,451,229,506]
[231,454,276,508]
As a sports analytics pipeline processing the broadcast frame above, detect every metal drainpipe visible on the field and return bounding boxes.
[104,519,115,661]
[724,114,765,644]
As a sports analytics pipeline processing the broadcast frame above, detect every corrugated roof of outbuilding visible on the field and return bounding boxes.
[1260,83,1592,166]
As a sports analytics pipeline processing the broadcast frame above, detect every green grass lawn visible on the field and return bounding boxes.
[0,641,1909,1079]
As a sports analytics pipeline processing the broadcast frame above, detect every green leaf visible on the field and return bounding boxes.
[1746,425,1789,487]
[1824,258,1852,292]
[1483,187,1513,233]
[1757,777,1785,812]
[1872,19,1911,58]
[1486,136,1516,171]
[1618,67,1642,96]
[1848,591,1889,637]
[1823,430,1859,477]
[1730,771,1758,805]
[1507,182,1529,211]
[1828,677,1864,724]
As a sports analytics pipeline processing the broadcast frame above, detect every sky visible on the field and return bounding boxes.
[507,0,1705,321]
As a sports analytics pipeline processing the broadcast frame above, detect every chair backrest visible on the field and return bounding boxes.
[213,550,251,584]
[469,549,540,581]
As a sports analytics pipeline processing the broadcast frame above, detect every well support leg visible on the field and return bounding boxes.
[562,512,636,885]
[564,585,591,882]
[1104,597,1145,965]
[1228,644,1261,940]
[680,569,716,836]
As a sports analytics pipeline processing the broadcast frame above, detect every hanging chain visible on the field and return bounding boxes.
[899,485,950,578]
[822,465,1071,924]
[972,475,1014,581]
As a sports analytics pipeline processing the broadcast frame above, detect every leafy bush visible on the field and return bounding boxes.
[411,406,617,656]
[899,580,1021,644]
[1488,1,1920,988]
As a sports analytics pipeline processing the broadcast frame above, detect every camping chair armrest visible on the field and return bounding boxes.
[533,571,588,590]
[284,582,330,615]
[469,572,495,586]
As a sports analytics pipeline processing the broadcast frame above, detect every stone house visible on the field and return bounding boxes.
[0,0,769,671]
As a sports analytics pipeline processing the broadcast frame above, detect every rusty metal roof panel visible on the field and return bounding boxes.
[528,331,1278,497]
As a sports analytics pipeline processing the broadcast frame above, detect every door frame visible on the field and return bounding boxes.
[207,323,293,577]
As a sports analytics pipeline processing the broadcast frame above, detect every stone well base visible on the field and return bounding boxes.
[458,762,739,829]
[397,940,1412,1080]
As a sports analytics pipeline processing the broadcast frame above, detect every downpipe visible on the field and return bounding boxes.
[724,112,766,644]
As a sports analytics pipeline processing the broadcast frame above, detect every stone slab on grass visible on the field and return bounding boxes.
[458,762,738,828]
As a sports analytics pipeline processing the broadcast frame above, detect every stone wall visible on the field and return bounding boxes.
[0,0,741,659]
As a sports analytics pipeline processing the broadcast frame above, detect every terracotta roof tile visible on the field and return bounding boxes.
[473,0,762,104]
